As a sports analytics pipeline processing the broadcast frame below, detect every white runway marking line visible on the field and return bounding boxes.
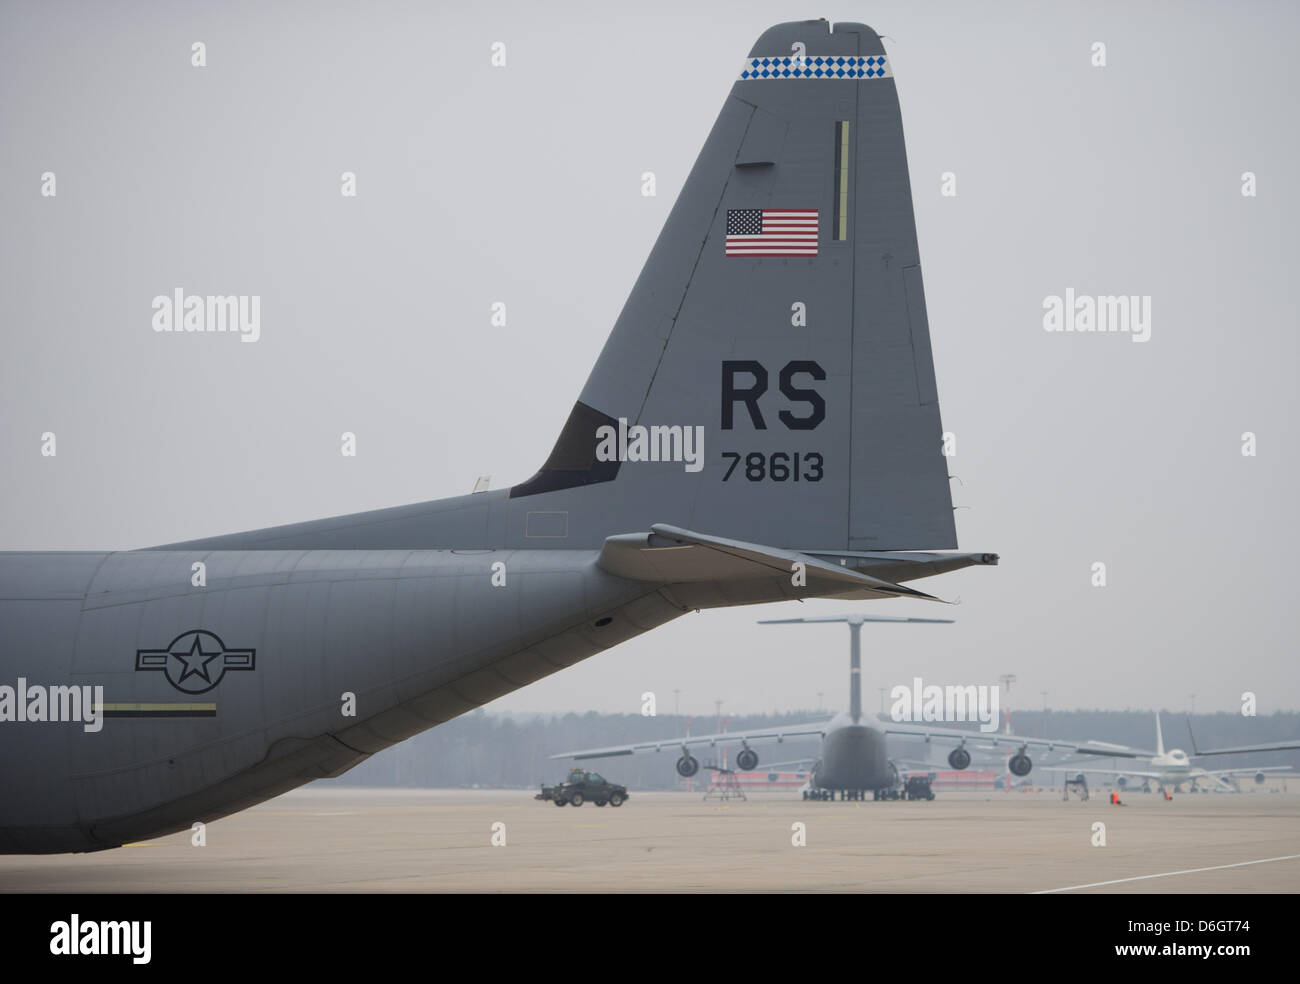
[1034,853,1300,893]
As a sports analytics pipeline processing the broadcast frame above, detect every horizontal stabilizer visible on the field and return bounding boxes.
[597,524,944,601]
[759,614,953,624]
[805,550,998,584]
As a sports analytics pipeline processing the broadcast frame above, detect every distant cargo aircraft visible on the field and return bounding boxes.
[552,615,1143,798]
[552,615,954,799]
[1,20,999,852]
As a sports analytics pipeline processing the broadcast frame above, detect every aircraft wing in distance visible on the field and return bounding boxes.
[1035,763,1166,781]
[1188,740,1300,757]
[1185,716,1300,757]
[550,723,827,761]
[755,758,817,772]
[878,723,1150,759]
[1201,766,1296,778]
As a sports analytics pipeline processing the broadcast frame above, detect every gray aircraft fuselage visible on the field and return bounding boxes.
[0,536,682,853]
[2,485,864,852]
[811,713,894,791]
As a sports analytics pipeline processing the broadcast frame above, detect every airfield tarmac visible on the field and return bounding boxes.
[1,787,1297,893]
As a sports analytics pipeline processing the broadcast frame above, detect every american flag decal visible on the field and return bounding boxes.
[724,209,818,257]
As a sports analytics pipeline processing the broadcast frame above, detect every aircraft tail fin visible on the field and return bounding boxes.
[159,21,963,558]
[510,20,956,552]
[1155,712,1166,757]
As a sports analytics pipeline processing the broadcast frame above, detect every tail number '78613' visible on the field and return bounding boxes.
[721,360,826,482]
[721,451,823,482]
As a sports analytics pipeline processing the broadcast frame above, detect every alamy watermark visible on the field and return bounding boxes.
[889,677,1000,733]
[595,419,705,473]
[50,914,150,964]
[152,288,261,342]
[0,678,104,733]
[1043,288,1150,343]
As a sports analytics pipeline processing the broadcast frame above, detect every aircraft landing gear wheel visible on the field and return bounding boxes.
[569,792,584,807]
[609,792,625,807]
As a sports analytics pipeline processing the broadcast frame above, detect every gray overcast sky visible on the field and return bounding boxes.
[1,1,1296,718]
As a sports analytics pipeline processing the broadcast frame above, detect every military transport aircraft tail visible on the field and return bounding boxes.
[166,20,959,559]
[513,19,955,553]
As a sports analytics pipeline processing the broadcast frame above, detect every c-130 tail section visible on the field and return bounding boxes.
[512,19,955,553]
[165,20,953,556]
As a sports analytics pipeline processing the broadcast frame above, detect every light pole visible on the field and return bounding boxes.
[999,674,1017,733]
[1000,674,1017,792]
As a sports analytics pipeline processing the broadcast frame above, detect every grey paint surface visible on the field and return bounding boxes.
[0,20,994,852]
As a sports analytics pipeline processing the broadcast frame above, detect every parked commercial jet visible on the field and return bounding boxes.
[1039,713,1300,792]
[0,20,1000,853]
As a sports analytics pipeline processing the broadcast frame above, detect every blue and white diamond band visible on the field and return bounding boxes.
[738,54,892,80]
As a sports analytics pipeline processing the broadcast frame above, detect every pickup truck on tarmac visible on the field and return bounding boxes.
[536,768,629,807]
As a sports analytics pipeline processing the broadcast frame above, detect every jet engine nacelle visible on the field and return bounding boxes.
[1255,772,1267,785]
[947,747,971,771]
[736,748,759,772]
[676,754,699,778]
[1008,753,1032,777]
[1116,776,1128,789]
